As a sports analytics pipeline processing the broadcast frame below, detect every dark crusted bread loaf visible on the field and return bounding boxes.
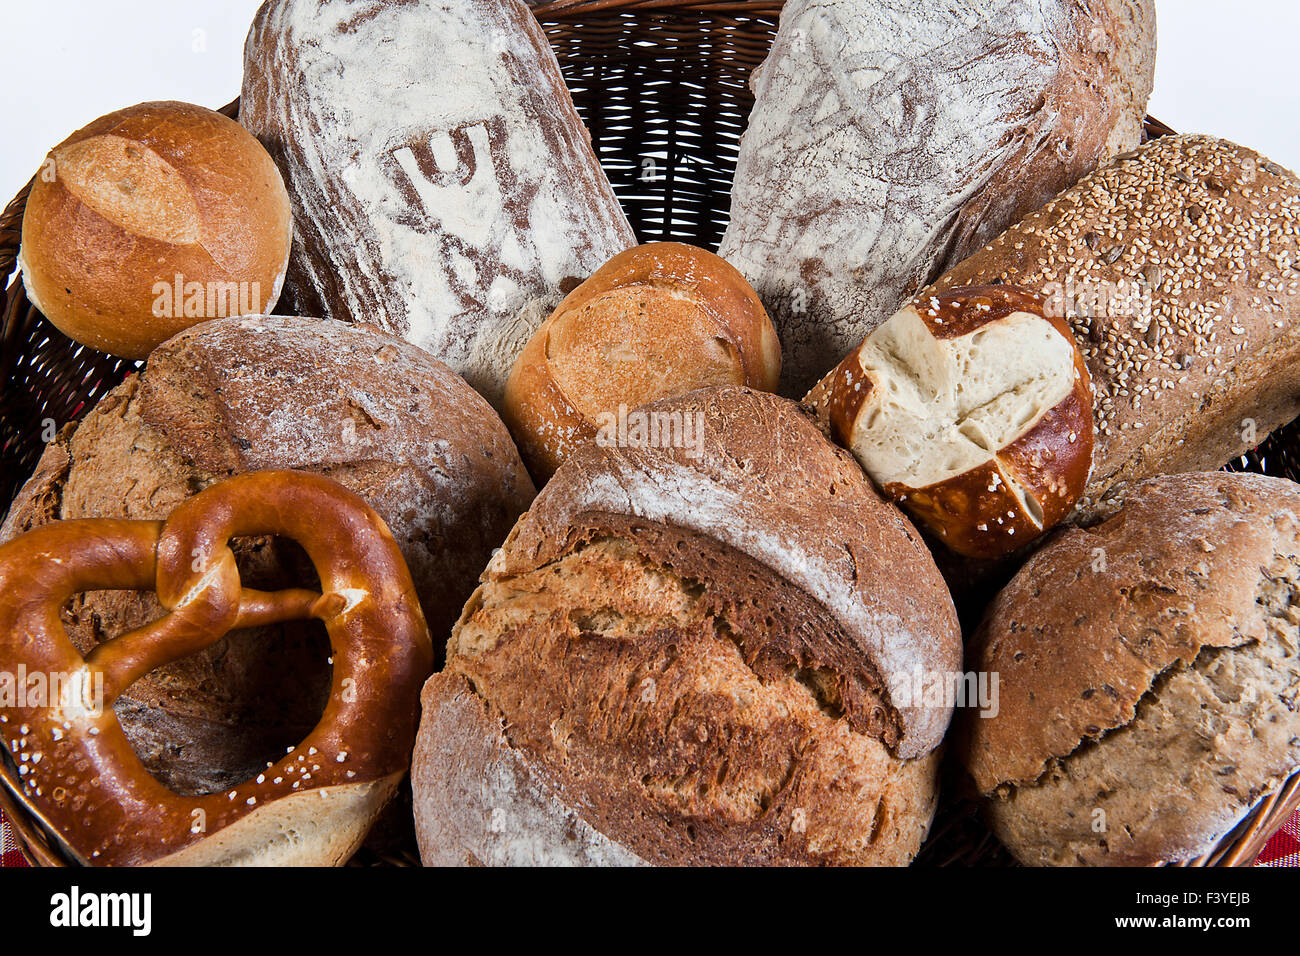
[2,315,534,796]
[413,386,962,865]
[719,0,1155,396]
[962,472,1300,865]
[240,0,635,407]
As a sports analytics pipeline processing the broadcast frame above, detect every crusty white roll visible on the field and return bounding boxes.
[825,285,1094,559]
[718,0,1156,396]
[502,242,780,480]
[18,101,291,359]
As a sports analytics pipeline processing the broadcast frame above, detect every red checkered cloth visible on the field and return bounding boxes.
[0,803,1296,867]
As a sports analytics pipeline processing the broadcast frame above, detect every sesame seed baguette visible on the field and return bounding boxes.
[806,135,1300,522]
[930,134,1300,514]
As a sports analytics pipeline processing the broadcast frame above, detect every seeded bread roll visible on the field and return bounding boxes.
[503,243,781,481]
[826,285,1094,558]
[927,135,1300,514]
[241,0,636,407]
[18,101,291,359]
[413,387,962,866]
[961,472,1300,866]
[719,0,1156,396]
[2,315,534,797]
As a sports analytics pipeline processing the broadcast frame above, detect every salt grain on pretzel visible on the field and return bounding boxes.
[0,470,433,866]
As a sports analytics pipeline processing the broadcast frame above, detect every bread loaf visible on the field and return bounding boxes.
[240,0,636,406]
[927,135,1300,513]
[413,387,962,866]
[503,242,780,480]
[962,472,1300,865]
[18,101,291,359]
[718,0,1155,396]
[2,314,534,797]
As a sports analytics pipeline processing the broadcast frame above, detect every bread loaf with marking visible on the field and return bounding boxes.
[241,0,636,406]
[719,0,1155,396]
[413,387,962,866]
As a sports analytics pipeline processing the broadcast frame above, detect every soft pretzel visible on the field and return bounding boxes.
[0,470,433,866]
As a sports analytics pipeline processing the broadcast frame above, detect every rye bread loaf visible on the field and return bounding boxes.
[926,135,1300,514]
[962,472,1300,865]
[2,314,534,796]
[413,387,962,866]
[240,0,636,407]
[718,0,1156,396]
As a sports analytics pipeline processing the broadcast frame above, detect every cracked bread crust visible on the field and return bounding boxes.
[1,315,534,795]
[962,472,1300,865]
[413,387,959,865]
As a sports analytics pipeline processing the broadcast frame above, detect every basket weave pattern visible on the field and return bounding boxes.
[1,0,1297,867]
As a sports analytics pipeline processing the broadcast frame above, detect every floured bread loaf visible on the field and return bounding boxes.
[2,315,534,796]
[963,473,1300,865]
[719,0,1155,396]
[241,0,636,406]
[413,387,962,866]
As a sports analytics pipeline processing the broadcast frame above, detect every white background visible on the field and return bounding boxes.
[0,0,1296,205]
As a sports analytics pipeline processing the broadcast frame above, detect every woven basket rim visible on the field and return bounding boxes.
[1,8,1298,869]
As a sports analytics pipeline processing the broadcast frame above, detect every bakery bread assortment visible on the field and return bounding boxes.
[826,285,1094,558]
[0,470,433,866]
[17,101,291,359]
[413,387,961,865]
[929,134,1300,515]
[503,242,781,480]
[3,314,533,798]
[240,0,636,407]
[5,1,1300,870]
[962,473,1300,866]
[718,0,1156,396]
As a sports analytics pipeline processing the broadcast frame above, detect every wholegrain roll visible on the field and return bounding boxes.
[503,243,781,481]
[2,315,534,798]
[241,0,636,407]
[18,101,291,359]
[963,472,1300,866]
[719,0,1156,396]
[413,387,962,866]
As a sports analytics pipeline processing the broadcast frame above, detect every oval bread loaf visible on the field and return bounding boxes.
[962,472,1300,865]
[718,0,1156,396]
[413,387,962,866]
[927,135,1300,514]
[240,0,636,407]
[2,315,535,797]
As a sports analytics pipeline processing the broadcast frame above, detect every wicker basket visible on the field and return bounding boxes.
[2,0,1298,868]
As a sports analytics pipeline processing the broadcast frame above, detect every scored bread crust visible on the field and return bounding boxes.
[2,315,534,797]
[927,135,1300,513]
[962,472,1300,865]
[413,387,960,866]
[718,0,1155,396]
[503,242,781,481]
[240,0,636,407]
[18,100,292,360]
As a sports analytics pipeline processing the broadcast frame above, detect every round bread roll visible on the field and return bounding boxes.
[962,472,1300,865]
[414,387,962,866]
[2,314,534,798]
[502,243,781,480]
[18,101,292,359]
[825,285,1094,559]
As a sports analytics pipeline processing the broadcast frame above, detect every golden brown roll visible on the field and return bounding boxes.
[18,100,292,359]
[502,242,781,481]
